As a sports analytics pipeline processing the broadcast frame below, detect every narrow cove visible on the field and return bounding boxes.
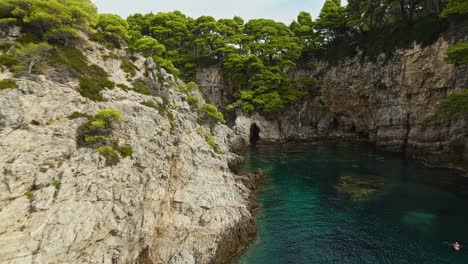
[238,142,468,264]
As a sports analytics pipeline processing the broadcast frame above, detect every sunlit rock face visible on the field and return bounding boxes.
[0,39,257,264]
[197,37,467,171]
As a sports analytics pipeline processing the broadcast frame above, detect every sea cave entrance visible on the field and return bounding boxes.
[250,123,260,145]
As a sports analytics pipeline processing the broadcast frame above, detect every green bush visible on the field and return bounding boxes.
[297,77,319,90]
[446,43,468,65]
[77,109,123,148]
[76,109,131,166]
[78,75,115,101]
[441,0,468,17]
[0,79,17,90]
[68,112,92,120]
[24,191,33,200]
[199,103,226,124]
[120,56,137,77]
[187,95,199,106]
[196,128,219,152]
[48,46,89,76]
[118,146,133,158]
[437,90,468,118]
[141,101,157,109]
[131,79,152,95]
[97,146,120,166]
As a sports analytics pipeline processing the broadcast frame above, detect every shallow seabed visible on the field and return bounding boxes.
[238,142,468,264]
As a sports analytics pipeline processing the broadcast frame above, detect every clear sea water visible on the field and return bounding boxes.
[237,141,468,264]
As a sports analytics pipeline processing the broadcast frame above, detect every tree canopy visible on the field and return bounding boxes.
[0,0,97,43]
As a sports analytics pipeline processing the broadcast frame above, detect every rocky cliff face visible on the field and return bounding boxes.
[318,37,467,168]
[197,37,467,171]
[0,39,257,263]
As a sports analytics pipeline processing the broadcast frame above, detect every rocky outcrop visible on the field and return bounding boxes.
[196,66,235,110]
[197,37,467,171]
[0,43,257,263]
[318,37,467,168]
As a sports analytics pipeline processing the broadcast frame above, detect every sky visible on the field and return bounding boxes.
[92,0,337,24]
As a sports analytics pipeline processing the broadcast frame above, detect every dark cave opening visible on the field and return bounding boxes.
[250,123,260,145]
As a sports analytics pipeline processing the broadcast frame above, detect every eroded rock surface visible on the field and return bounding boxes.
[0,45,256,263]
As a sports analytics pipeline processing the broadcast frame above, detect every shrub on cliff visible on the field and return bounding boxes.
[0,79,17,90]
[441,0,468,17]
[445,43,468,65]
[77,109,132,166]
[199,103,226,124]
[437,90,468,119]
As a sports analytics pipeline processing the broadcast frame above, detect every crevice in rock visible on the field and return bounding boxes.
[249,123,260,145]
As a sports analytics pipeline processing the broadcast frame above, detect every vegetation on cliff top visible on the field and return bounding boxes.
[0,0,466,115]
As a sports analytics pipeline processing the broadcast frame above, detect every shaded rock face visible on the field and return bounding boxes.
[318,38,467,166]
[195,66,235,109]
[197,37,467,169]
[0,44,256,263]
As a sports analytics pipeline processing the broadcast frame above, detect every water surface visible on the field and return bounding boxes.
[238,142,468,264]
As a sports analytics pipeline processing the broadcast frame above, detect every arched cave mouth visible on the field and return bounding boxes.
[250,123,261,145]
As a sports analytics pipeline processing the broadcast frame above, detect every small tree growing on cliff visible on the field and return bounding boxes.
[437,90,468,119]
[12,42,52,75]
[199,103,226,126]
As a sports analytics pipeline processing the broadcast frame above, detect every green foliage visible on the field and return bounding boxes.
[196,128,219,152]
[103,54,136,77]
[95,13,129,48]
[177,83,191,94]
[51,179,61,190]
[95,109,123,124]
[320,105,331,112]
[187,95,199,106]
[131,79,152,95]
[441,0,468,17]
[446,43,468,65]
[140,101,157,109]
[315,0,347,43]
[297,77,319,90]
[199,103,226,124]
[47,46,88,76]
[24,191,33,200]
[117,145,133,158]
[68,111,92,120]
[76,109,130,166]
[96,146,120,166]
[78,75,115,101]
[132,37,165,57]
[437,90,468,119]
[0,0,97,43]
[244,19,301,66]
[0,79,17,90]
[187,81,201,92]
[10,42,53,75]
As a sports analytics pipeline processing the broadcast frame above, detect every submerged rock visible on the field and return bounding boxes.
[336,176,383,201]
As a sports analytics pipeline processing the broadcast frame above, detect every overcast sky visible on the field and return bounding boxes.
[92,0,338,24]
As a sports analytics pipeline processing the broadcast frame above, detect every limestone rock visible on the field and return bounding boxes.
[0,51,257,264]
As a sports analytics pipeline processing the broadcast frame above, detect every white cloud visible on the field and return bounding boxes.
[92,0,331,24]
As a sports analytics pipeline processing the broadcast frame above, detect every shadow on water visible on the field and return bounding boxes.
[238,141,468,264]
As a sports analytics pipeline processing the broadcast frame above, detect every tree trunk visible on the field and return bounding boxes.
[28,59,39,75]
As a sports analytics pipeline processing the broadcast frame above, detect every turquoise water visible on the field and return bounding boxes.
[238,142,468,264]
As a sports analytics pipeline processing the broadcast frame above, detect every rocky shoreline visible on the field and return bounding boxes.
[213,169,267,264]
